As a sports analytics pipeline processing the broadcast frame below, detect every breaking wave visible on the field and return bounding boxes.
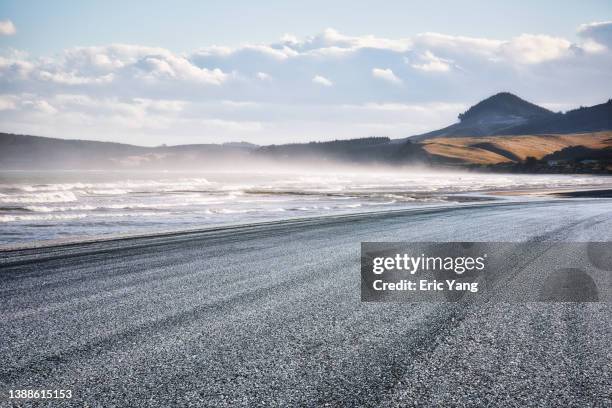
[0,191,78,204]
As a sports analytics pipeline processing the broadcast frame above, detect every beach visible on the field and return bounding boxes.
[1,197,611,406]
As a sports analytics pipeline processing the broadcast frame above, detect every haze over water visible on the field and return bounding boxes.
[1,170,610,245]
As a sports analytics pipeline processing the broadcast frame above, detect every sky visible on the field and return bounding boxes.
[0,1,611,146]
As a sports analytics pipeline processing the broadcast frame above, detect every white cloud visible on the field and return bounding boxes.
[372,68,402,85]
[0,44,232,88]
[21,99,58,115]
[0,20,16,36]
[410,51,452,72]
[282,28,412,53]
[135,54,228,84]
[256,72,271,80]
[194,44,298,61]
[37,71,115,85]
[578,21,612,48]
[414,32,573,65]
[500,34,572,64]
[0,56,34,79]
[413,33,502,58]
[60,44,174,73]
[312,75,333,87]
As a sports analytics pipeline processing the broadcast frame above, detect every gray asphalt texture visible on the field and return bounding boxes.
[1,199,611,407]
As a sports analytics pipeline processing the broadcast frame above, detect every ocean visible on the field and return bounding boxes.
[0,170,609,245]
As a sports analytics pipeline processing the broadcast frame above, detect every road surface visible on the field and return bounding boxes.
[1,199,611,406]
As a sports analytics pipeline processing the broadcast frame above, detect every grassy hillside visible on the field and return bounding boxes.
[421,132,612,165]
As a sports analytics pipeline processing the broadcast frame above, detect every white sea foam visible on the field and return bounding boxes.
[25,205,97,212]
[102,211,172,218]
[12,178,213,193]
[0,213,88,222]
[0,191,78,204]
[86,189,130,195]
[208,208,254,214]
[0,211,171,223]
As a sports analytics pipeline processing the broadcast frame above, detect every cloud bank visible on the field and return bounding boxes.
[0,22,611,145]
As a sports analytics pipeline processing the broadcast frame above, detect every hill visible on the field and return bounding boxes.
[0,133,255,170]
[412,93,612,141]
[501,99,612,135]
[421,132,611,165]
[0,133,431,169]
[255,137,427,164]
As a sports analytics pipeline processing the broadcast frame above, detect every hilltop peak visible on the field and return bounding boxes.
[458,92,553,123]
[409,92,557,140]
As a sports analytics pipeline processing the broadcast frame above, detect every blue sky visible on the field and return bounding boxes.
[0,1,611,145]
[2,1,611,53]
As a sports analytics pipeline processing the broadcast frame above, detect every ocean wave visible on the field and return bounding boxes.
[102,211,172,218]
[366,200,397,206]
[21,199,229,212]
[0,211,171,223]
[18,183,90,192]
[24,205,97,212]
[0,213,89,222]
[205,207,290,215]
[8,178,213,193]
[0,191,78,204]
[102,199,226,210]
[383,194,416,201]
[264,208,287,212]
[207,208,254,214]
[85,189,131,195]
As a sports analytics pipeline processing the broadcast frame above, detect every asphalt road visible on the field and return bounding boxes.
[1,199,611,407]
